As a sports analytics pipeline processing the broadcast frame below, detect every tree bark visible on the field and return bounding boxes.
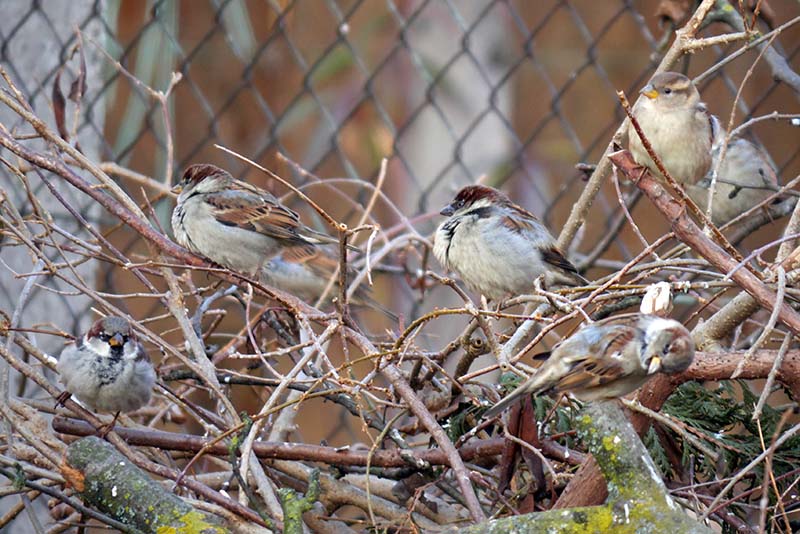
[451,402,714,533]
[63,436,229,534]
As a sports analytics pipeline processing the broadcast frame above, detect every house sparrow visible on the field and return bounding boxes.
[57,317,156,428]
[483,314,694,418]
[685,119,779,226]
[433,185,586,301]
[628,72,713,186]
[171,164,340,276]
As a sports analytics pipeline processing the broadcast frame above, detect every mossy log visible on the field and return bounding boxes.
[62,436,230,534]
[452,402,715,533]
[278,468,320,534]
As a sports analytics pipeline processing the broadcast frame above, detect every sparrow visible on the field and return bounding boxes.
[57,317,156,428]
[628,72,713,186]
[433,185,586,301]
[171,164,340,276]
[685,118,779,226]
[483,314,694,418]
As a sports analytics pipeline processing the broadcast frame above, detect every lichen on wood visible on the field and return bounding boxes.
[63,436,229,534]
[450,402,715,534]
[278,467,320,534]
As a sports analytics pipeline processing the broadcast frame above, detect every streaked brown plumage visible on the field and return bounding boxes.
[484,314,694,418]
[171,164,337,276]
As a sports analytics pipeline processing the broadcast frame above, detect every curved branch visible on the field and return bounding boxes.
[609,149,800,336]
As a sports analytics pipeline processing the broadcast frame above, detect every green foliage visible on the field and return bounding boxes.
[444,373,525,442]
[445,401,481,442]
[647,380,800,530]
[662,381,800,479]
[496,371,524,391]
[643,426,671,476]
[533,395,582,445]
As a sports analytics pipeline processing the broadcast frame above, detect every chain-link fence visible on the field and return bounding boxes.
[4,0,799,331]
[2,0,800,532]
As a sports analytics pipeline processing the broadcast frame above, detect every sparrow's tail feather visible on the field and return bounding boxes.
[301,229,360,252]
[530,350,552,362]
[483,385,535,419]
[350,291,399,322]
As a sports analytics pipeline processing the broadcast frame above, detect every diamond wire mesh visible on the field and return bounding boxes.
[1,1,799,527]
[2,0,800,434]
[104,1,799,309]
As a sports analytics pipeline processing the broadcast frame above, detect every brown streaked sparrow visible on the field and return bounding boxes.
[57,317,155,428]
[628,72,713,186]
[433,185,586,301]
[685,119,779,226]
[483,314,694,417]
[171,164,340,276]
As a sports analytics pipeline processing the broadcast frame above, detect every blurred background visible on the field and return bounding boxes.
[2,0,800,436]
[2,0,799,428]
[0,1,799,529]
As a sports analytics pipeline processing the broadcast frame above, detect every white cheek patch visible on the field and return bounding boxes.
[85,336,111,357]
[123,343,140,360]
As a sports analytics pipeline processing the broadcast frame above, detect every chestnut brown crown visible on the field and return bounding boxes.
[440,185,509,216]
[179,164,229,188]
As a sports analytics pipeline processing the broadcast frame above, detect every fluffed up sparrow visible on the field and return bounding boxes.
[433,185,586,301]
[483,314,694,417]
[685,118,779,226]
[171,164,340,277]
[628,72,713,186]
[57,316,156,428]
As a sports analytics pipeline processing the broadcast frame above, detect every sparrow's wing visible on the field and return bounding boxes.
[548,324,638,393]
[483,325,634,419]
[749,141,779,187]
[204,182,341,248]
[500,204,586,284]
[203,187,312,241]
[700,104,715,148]
[539,246,585,282]
[725,137,779,188]
[498,203,540,233]
[282,240,368,276]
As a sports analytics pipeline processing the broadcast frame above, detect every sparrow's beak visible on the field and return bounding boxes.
[640,84,659,100]
[440,204,455,217]
[170,183,183,194]
[647,356,662,375]
[109,332,125,347]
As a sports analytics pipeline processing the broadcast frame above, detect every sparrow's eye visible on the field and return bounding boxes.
[99,333,109,341]
[456,200,465,209]
[663,88,672,95]
[662,342,672,355]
